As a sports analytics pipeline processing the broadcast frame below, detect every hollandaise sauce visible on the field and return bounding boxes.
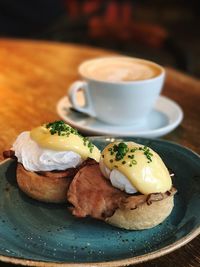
[30,121,100,162]
[102,142,172,194]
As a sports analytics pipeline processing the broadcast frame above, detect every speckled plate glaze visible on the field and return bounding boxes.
[0,137,200,267]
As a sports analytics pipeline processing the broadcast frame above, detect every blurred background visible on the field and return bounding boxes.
[0,0,199,77]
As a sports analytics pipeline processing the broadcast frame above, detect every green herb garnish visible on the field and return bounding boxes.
[45,120,94,152]
[139,145,153,163]
[107,142,129,162]
[106,142,153,166]
[46,120,73,136]
[131,159,137,165]
[115,142,129,161]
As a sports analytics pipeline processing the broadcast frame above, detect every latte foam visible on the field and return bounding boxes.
[80,57,162,82]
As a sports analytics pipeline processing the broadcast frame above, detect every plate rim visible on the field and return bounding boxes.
[0,137,200,267]
[56,95,184,137]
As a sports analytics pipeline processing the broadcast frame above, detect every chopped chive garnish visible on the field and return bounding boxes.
[138,145,153,163]
[45,120,94,152]
[106,143,153,166]
[130,148,137,153]
[132,159,137,165]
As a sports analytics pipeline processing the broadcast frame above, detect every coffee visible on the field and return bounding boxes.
[69,56,165,125]
[80,57,162,82]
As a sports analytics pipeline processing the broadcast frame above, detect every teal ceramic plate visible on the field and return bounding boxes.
[0,137,200,267]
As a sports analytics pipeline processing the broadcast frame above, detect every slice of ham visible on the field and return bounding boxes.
[3,150,16,159]
[67,163,177,220]
[36,168,78,179]
[67,163,127,219]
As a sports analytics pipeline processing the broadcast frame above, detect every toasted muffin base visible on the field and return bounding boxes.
[16,164,72,203]
[105,195,174,230]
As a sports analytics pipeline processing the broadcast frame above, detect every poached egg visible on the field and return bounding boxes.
[13,121,100,172]
[99,141,172,195]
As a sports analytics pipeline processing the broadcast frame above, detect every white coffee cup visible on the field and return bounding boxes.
[68,56,165,125]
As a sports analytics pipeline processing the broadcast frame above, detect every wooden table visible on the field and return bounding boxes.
[0,39,200,267]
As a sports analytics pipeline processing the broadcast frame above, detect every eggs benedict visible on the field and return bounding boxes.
[6,121,100,203]
[67,141,176,230]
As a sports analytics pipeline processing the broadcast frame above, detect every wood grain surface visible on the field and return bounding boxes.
[0,38,200,267]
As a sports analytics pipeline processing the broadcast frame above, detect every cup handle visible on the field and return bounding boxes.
[68,81,96,117]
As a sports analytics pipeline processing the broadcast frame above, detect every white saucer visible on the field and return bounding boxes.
[56,95,183,138]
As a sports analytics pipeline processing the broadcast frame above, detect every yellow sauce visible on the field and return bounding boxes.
[30,125,100,162]
[102,141,172,194]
